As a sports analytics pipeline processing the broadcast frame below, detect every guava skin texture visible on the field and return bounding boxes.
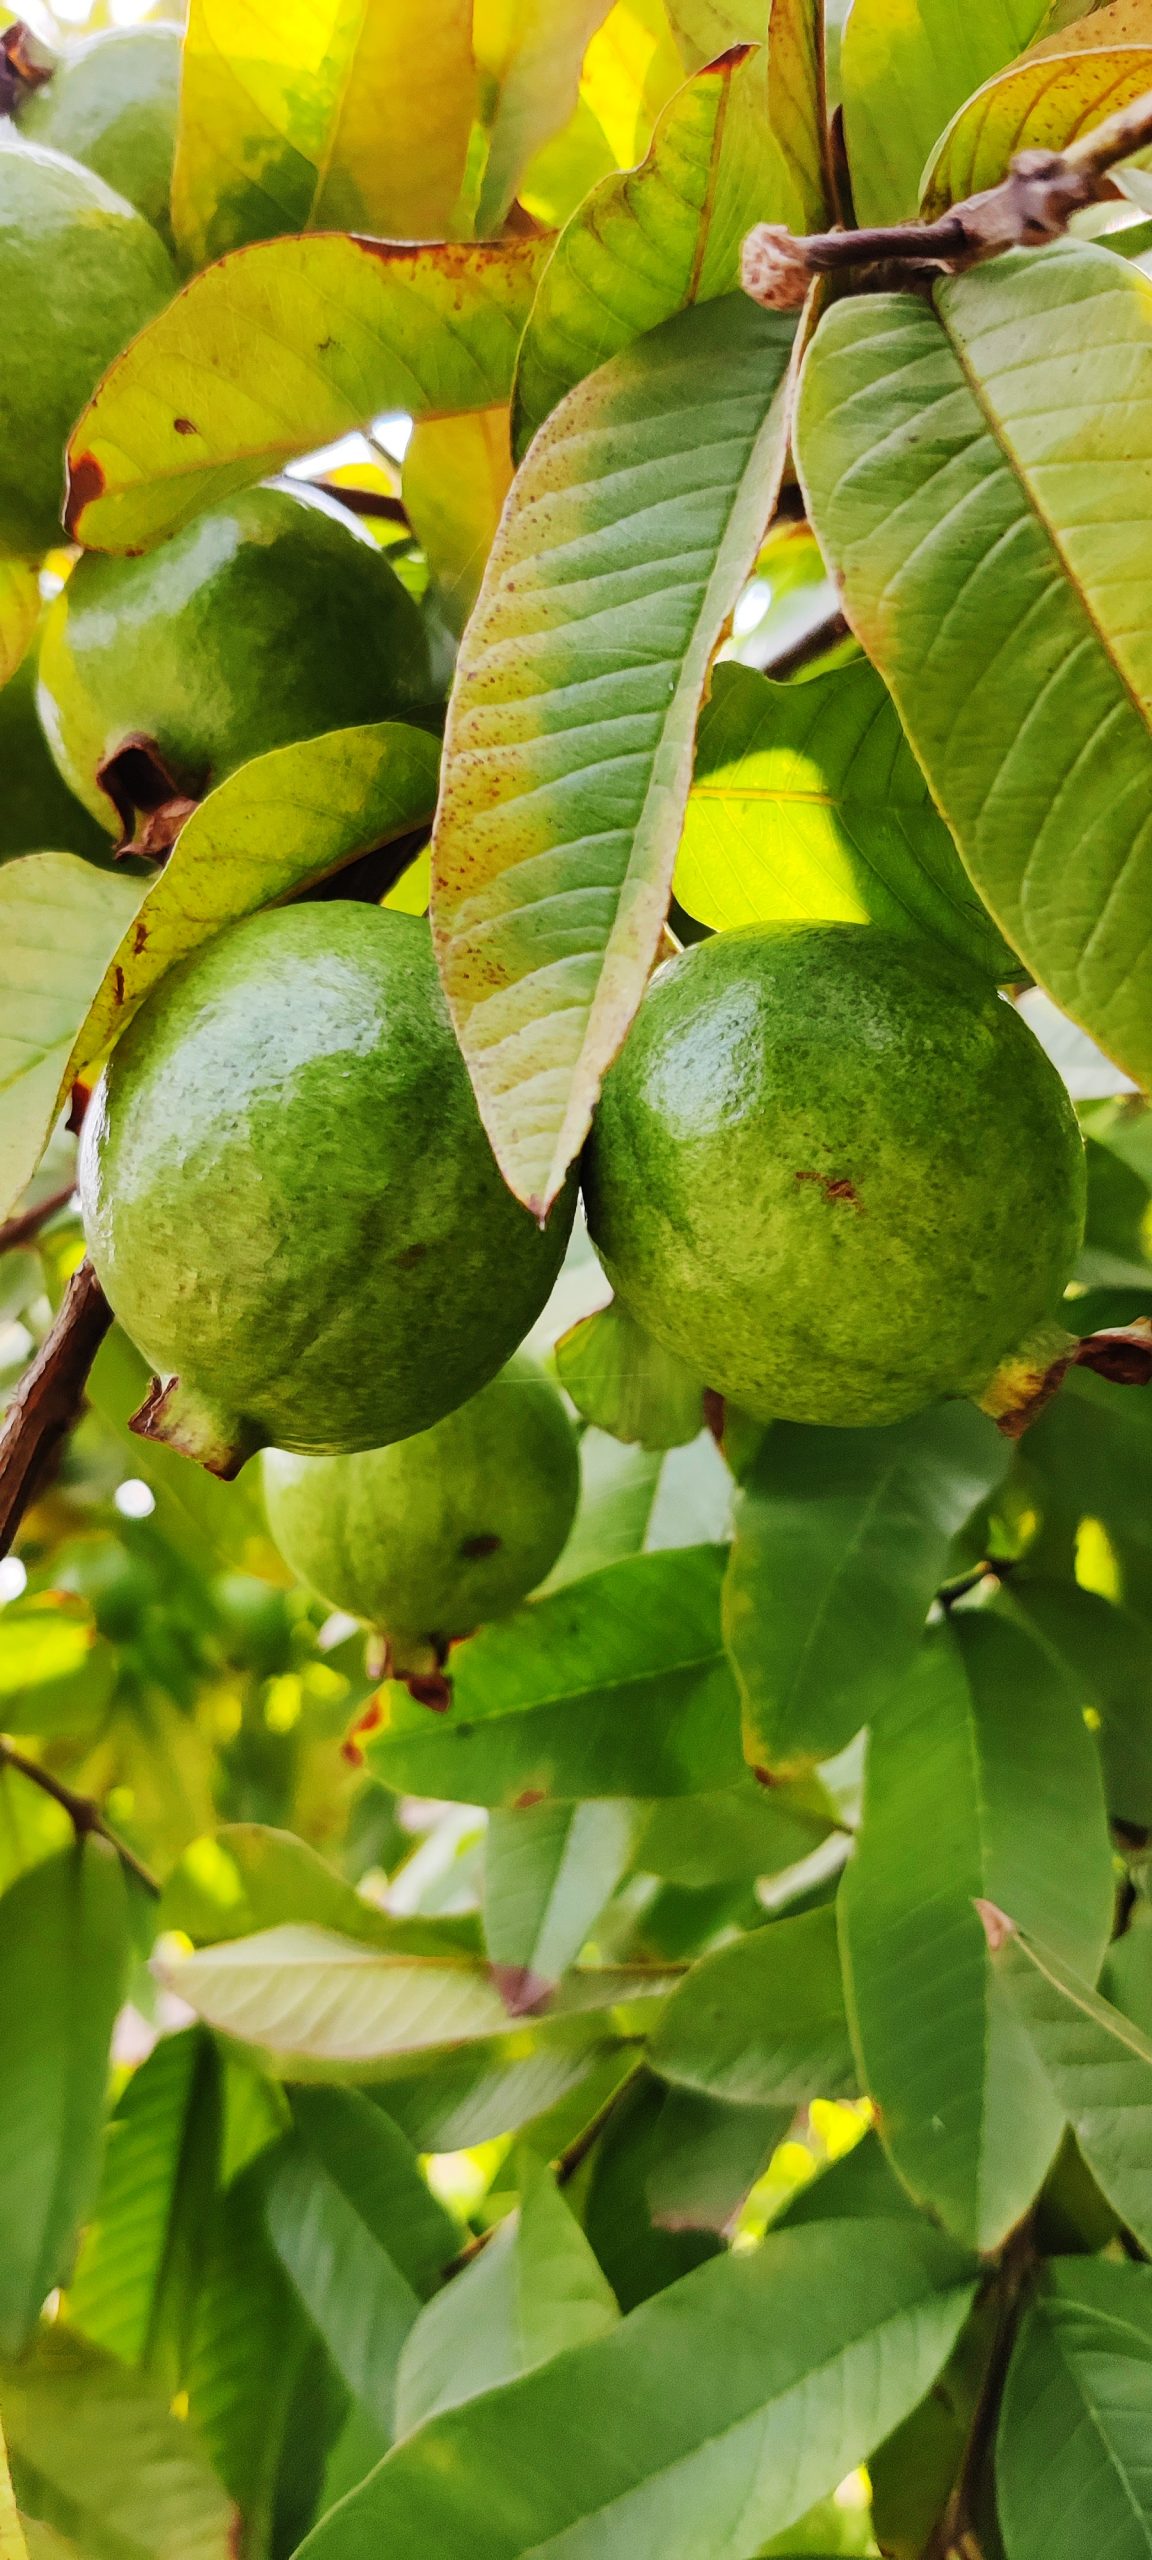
[582,921,1086,1429]
[0,136,175,558]
[15,25,181,249]
[262,1353,581,1645]
[78,905,577,1473]
[37,484,436,830]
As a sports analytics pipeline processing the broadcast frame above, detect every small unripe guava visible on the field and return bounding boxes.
[583,921,1085,1428]
[38,484,435,829]
[0,136,175,557]
[15,24,180,249]
[78,904,576,1474]
[263,1353,580,1647]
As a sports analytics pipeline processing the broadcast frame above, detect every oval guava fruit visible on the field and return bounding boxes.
[0,646,114,867]
[0,135,175,557]
[78,903,576,1473]
[38,484,435,830]
[582,921,1086,1429]
[15,24,180,248]
[263,1352,580,1647]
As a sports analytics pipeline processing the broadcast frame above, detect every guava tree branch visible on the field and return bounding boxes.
[743,85,1152,310]
[0,1738,159,1895]
[0,1260,112,1559]
[0,1183,76,1258]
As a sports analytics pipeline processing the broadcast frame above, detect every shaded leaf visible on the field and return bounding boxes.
[0,564,39,694]
[366,1548,744,1805]
[263,2144,419,2432]
[1006,1578,1152,1827]
[675,660,1019,978]
[635,1780,833,1889]
[0,854,142,1220]
[555,1300,706,1450]
[376,2021,633,2152]
[287,2088,456,2296]
[1,2329,232,2560]
[841,1614,1114,2250]
[161,1824,472,1956]
[990,1921,1152,2250]
[403,411,513,638]
[185,2159,309,2537]
[68,2029,222,2376]
[796,243,1152,1088]
[474,0,614,233]
[173,0,475,267]
[431,292,796,1216]
[996,2258,1152,2560]
[724,1405,1008,1776]
[484,1799,637,2001]
[66,235,549,555]
[841,0,1051,222]
[650,1905,855,2107]
[922,41,1152,212]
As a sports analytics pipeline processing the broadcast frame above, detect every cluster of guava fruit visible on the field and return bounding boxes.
[2,21,1088,1664]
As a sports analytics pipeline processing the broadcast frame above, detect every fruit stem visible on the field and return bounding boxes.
[0,1260,112,1560]
[131,1375,262,1479]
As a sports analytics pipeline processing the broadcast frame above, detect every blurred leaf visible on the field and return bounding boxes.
[1006,1578,1152,1827]
[555,1301,705,1451]
[841,0,1050,221]
[173,0,475,267]
[66,235,549,555]
[366,1549,744,1805]
[922,40,1152,211]
[474,0,614,232]
[263,2136,421,2431]
[0,2421,27,2560]
[640,2083,788,2232]
[376,2020,632,2151]
[635,1781,833,1889]
[991,1920,1152,2250]
[185,2158,311,2540]
[161,1825,469,1954]
[0,1770,71,1898]
[484,1800,637,2002]
[0,854,142,1219]
[724,1405,1008,1776]
[86,1329,278,1580]
[0,1841,130,2356]
[431,293,795,1217]
[650,1906,856,2107]
[67,725,440,1085]
[302,2216,975,2560]
[403,412,513,636]
[663,1,766,65]
[675,660,1019,978]
[996,2258,1152,2559]
[515,47,804,451]
[773,2127,919,2231]
[1024,1365,1152,1549]
[68,2029,222,2376]
[0,1597,113,1739]
[1,2330,232,2560]
[841,1614,1115,2250]
[578,0,685,166]
[870,2296,998,2560]
[288,2087,455,2293]
[395,2154,618,2437]
[0,565,39,694]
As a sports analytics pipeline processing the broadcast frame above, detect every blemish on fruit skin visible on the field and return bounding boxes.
[794,1169,864,1211]
[459,1532,502,1560]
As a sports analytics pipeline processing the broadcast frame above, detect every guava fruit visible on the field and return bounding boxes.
[582,921,1085,1429]
[14,24,180,248]
[38,484,435,832]
[0,646,114,867]
[78,903,576,1475]
[262,1353,580,1649]
[0,136,175,558]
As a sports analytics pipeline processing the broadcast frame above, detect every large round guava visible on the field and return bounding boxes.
[0,136,175,557]
[15,24,180,248]
[0,647,112,867]
[38,484,435,830]
[79,905,576,1474]
[582,922,1085,1429]
[263,1353,580,1646]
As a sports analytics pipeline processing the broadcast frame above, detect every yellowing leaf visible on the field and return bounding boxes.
[841,0,1051,222]
[0,2420,27,2560]
[0,563,39,694]
[173,0,476,267]
[580,0,685,166]
[0,854,143,1221]
[474,0,615,231]
[665,0,769,63]
[1029,0,1152,54]
[431,293,796,1216]
[66,233,549,555]
[403,409,514,633]
[922,43,1152,210]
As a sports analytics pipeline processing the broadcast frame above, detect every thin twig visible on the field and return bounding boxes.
[743,86,1152,309]
[0,1260,112,1559]
[313,480,409,526]
[749,606,850,681]
[0,1736,159,1895]
[0,1184,77,1258]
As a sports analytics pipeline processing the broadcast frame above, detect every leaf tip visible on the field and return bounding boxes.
[974,1898,1016,1952]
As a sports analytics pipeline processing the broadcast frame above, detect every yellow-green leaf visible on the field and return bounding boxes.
[1029,0,1152,56]
[0,2419,27,2560]
[432,292,796,1216]
[172,0,476,268]
[580,0,686,165]
[403,410,514,635]
[474,0,615,233]
[922,43,1152,211]
[65,234,549,555]
[841,0,1051,222]
[0,564,39,694]
[0,854,143,1221]
[664,0,768,65]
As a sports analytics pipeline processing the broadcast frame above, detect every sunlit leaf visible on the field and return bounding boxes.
[473,0,614,233]
[0,853,143,1220]
[840,0,1051,222]
[555,1300,706,1451]
[1,2330,232,2560]
[403,411,514,637]
[922,41,1152,213]
[0,564,39,695]
[67,2029,222,2372]
[579,0,685,167]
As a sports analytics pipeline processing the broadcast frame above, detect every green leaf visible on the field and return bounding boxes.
[299,2217,976,2560]
[840,1613,1115,2250]
[287,2088,456,2295]
[650,1906,855,2108]
[185,2158,310,2537]
[795,243,1152,1089]
[0,564,39,694]
[68,2028,221,2374]
[1006,1578,1152,1827]
[65,235,549,555]
[161,1823,472,1955]
[366,1549,744,1805]
[675,659,1019,978]
[475,0,615,233]
[0,854,143,1220]
[996,2258,1152,2560]
[395,2154,618,2438]
[173,0,476,267]
[840,0,1050,221]
[989,1920,1152,2251]
[635,1779,833,1890]
[724,1405,1008,1776]
[555,1301,706,1450]
[2,2331,232,2560]
[376,2020,633,2152]
[65,724,440,1086]
[0,1841,130,2356]
[630,2082,786,2236]
[263,2143,420,2432]
[514,46,805,452]
[0,2422,27,2560]
[484,1800,637,2003]
[431,292,796,1216]
[666,0,827,241]
[402,411,513,637]
[922,39,1152,211]
[0,1597,112,1738]
[664,0,767,61]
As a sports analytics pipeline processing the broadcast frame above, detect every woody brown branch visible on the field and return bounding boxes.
[0,1260,112,1559]
[743,85,1152,311]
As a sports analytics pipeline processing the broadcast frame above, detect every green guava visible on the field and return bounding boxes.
[15,24,180,249]
[38,484,436,830]
[582,921,1085,1429]
[0,136,175,558]
[78,903,576,1474]
[0,646,114,867]
[262,1352,580,1648]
